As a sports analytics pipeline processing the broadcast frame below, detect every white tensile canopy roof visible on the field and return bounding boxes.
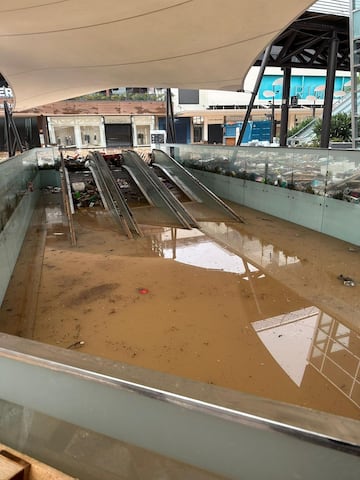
[0,1,315,111]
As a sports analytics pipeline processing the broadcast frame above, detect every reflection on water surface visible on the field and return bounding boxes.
[147,224,360,412]
[2,210,359,419]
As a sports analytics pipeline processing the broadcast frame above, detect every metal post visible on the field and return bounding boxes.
[166,88,176,143]
[4,101,24,157]
[320,33,339,148]
[37,115,50,147]
[237,44,272,145]
[279,67,291,146]
[270,100,276,142]
[4,104,11,156]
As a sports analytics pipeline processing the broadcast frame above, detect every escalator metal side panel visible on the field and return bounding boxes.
[122,150,198,229]
[95,152,143,237]
[88,152,142,238]
[152,149,244,223]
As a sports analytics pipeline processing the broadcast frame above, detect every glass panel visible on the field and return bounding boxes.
[80,126,101,147]
[193,125,203,143]
[0,399,225,480]
[291,148,327,195]
[0,149,42,304]
[0,150,38,232]
[136,125,150,145]
[171,145,332,196]
[353,10,360,38]
[354,116,360,139]
[353,39,360,65]
[326,149,360,203]
[1,337,360,480]
[54,126,76,146]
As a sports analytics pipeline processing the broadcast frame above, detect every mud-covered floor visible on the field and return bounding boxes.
[1,192,359,420]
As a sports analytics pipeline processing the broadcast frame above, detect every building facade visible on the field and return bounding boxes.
[170,66,351,145]
[0,97,166,151]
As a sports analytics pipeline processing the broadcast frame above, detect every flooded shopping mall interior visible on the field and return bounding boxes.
[0,1,359,478]
[1,149,359,421]
[1,145,359,480]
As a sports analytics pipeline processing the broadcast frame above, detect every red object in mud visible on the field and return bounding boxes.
[138,288,149,294]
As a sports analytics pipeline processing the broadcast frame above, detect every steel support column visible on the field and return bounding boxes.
[237,44,272,146]
[37,114,50,147]
[320,33,339,148]
[4,101,23,157]
[166,88,176,143]
[279,67,291,146]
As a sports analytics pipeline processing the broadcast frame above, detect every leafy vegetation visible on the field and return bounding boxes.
[313,113,352,143]
[72,92,165,102]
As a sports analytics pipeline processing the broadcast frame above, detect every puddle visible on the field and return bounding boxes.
[148,226,360,413]
[152,226,299,273]
[1,209,359,420]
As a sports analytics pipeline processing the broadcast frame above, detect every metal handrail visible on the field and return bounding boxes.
[152,149,245,223]
[60,154,76,246]
[87,151,143,238]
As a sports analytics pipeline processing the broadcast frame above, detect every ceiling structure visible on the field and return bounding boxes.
[255,10,350,71]
[0,1,315,111]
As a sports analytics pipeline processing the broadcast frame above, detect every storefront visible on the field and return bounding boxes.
[47,114,159,149]
[132,115,155,146]
[47,116,106,148]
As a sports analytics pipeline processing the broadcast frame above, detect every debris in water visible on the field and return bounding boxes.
[138,288,149,295]
[67,340,85,349]
[337,274,356,287]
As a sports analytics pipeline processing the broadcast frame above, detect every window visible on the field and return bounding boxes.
[178,89,199,104]
[193,125,203,143]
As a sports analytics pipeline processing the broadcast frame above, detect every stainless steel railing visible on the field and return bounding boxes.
[0,333,359,480]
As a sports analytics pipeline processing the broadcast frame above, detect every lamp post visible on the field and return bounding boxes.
[263,90,277,142]
[306,95,317,118]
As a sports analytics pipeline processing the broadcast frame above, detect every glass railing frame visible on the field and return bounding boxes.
[0,333,359,480]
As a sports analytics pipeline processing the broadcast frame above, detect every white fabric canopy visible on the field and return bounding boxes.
[0,1,315,111]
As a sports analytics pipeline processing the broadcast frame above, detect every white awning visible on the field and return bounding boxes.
[0,1,315,111]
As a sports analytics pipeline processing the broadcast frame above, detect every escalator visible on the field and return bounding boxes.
[121,150,198,230]
[151,149,244,223]
[86,151,143,239]
[65,149,243,239]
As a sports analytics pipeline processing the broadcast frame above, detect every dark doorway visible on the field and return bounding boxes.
[105,124,132,147]
[0,116,40,151]
[158,117,191,144]
[208,124,223,144]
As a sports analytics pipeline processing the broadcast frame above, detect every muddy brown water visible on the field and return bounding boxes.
[1,193,359,420]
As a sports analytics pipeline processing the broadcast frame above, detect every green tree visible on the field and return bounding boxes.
[313,113,352,143]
